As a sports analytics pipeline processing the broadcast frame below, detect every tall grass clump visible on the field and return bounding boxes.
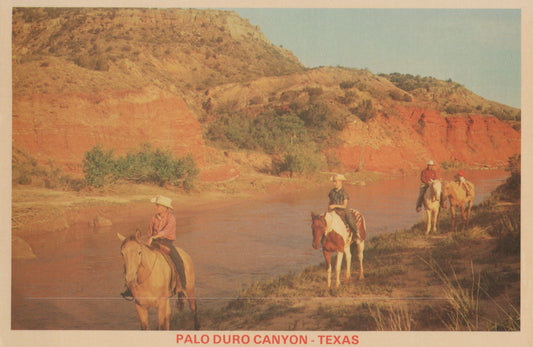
[369,303,412,331]
[83,143,198,189]
[423,259,481,330]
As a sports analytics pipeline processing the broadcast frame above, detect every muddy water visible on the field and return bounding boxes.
[12,170,508,330]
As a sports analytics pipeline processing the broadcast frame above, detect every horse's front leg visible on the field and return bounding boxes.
[425,209,432,235]
[450,207,456,232]
[323,250,332,289]
[335,251,344,289]
[466,201,472,226]
[433,208,439,234]
[344,245,352,283]
[135,303,149,330]
[357,241,365,280]
[157,298,171,330]
[460,205,467,232]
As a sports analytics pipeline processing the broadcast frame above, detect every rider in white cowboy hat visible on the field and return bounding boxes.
[121,195,186,299]
[328,174,359,238]
[416,160,438,212]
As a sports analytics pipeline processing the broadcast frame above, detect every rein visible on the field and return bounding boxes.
[136,243,159,285]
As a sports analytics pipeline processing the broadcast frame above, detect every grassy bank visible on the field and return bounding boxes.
[195,181,520,331]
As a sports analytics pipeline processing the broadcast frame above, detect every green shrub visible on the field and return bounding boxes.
[445,103,473,114]
[492,154,520,201]
[83,143,198,189]
[206,110,308,154]
[350,99,376,122]
[340,80,357,90]
[389,90,412,102]
[83,144,115,187]
[380,73,438,92]
[272,144,324,177]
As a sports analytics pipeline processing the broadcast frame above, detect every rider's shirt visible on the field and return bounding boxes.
[328,187,350,206]
[149,211,176,241]
[420,168,437,185]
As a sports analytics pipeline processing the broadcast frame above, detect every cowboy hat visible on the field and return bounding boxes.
[151,195,173,209]
[330,174,347,182]
[427,160,435,166]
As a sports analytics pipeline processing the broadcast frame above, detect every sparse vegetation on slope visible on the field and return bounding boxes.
[12,7,304,96]
[196,159,520,331]
[380,72,521,123]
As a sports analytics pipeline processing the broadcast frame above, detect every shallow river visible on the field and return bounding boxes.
[12,170,508,329]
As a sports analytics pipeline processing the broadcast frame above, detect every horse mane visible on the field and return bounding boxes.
[120,234,149,250]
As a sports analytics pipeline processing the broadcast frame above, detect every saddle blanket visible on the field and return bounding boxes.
[349,209,366,241]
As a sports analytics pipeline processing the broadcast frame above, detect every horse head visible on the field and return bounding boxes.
[118,229,145,289]
[311,212,327,249]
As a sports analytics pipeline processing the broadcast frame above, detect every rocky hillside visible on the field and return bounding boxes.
[12,8,521,181]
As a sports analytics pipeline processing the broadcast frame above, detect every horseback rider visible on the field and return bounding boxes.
[455,170,472,196]
[121,195,187,299]
[328,174,360,239]
[416,160,438,212]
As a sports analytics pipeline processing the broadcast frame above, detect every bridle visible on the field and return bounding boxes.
[124,240,159,286]
[137,243,159,285]
[312,215,328,247]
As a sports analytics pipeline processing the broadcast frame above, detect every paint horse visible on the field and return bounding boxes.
[117,230,199,330]
[422,179,442,236]
[441,180,476,232]
[311,210,366,289]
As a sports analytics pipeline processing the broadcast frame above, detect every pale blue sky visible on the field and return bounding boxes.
[231,8,521,108]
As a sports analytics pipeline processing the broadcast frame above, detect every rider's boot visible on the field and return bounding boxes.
[120,286,133,300]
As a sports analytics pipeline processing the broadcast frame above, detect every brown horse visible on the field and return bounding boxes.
[117,230,199,330]
[311,210,366,289]
[422,180,442,236]
[441,180,475,232]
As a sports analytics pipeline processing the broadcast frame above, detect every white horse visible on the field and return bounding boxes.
[422,179,442,236]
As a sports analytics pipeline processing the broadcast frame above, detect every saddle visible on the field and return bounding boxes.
[151,243,179,294]
[339,209,366,241]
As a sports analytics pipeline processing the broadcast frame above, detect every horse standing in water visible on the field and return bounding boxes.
[311,210,366,289]
[441,180,476,232]
[117,230,199,330]
[422,180,442,236]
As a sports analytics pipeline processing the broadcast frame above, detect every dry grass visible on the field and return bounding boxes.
[196,191,520,331]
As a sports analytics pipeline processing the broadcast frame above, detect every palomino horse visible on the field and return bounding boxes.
[117,230,199,330]
[441,180,476,232]
[311,210,366,289]
[422,180,442,236]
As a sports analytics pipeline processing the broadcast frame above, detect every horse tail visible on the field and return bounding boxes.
[351,209,366,241]
[176,291,185,311]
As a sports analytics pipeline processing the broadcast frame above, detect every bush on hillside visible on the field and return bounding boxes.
[83,143,198,189]
[381,73,438,92]
[445,103,473,114]
[339,80,357,90]
[206,111,307,154]
[272,144,325,177]
[492,154,520,201]
[350,99,376,122]
[83,145,116,187]
[389,89,412,102]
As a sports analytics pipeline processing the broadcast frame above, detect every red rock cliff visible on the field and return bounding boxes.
[13,86,206,175]
[334,106,520,174]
